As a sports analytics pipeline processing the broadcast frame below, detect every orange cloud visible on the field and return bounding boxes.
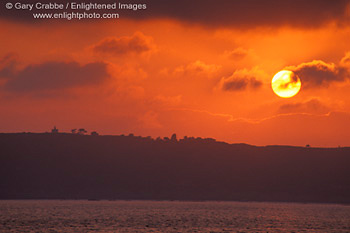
[174,60,221,79]
[92,32,156,56]
[154,95,182,106]
[224,47,249,60]
[278,98,330,114]
[340,52,350,67]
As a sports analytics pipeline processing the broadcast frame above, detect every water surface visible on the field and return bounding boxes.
[0,200,349,232]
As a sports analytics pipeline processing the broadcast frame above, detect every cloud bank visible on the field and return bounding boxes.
[0,61,110,93]
[287,56,350,88]
[1,0,349,28]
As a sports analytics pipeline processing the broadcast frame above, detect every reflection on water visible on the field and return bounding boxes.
[0,200,349,232]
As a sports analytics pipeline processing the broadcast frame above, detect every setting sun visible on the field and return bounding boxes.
[271,70,301,98]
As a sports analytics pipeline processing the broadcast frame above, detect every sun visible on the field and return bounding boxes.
[271,70,301,98]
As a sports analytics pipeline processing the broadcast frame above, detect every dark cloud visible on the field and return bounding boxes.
[250,77,263,89]
[92,32,155,56]
[288,60,348,88]
[147,0,350,28]
[221,76,262,92]
[222,78,248,91]
[1,61,109,92]
[0,53,17,78]
[1,0,349,28]
[279,98,330,114]
[220,68,264,92]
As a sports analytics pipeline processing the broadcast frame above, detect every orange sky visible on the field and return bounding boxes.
[1,0,350,147]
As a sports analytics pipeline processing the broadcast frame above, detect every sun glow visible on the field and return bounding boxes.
[271,70,301,98]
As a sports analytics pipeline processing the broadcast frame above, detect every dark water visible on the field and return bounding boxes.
[0,200,349,232]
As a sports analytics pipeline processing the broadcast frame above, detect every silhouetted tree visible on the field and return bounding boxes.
[71,129,77,134]
[204,138,216,143]
[78,128,87,135]
[91,131,99,136]
[51,126,59,134]
[171,133,177,142]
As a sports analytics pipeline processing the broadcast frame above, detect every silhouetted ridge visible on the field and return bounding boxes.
[0,133,349,203]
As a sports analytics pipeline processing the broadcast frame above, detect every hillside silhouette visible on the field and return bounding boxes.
[0,133,349,203]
